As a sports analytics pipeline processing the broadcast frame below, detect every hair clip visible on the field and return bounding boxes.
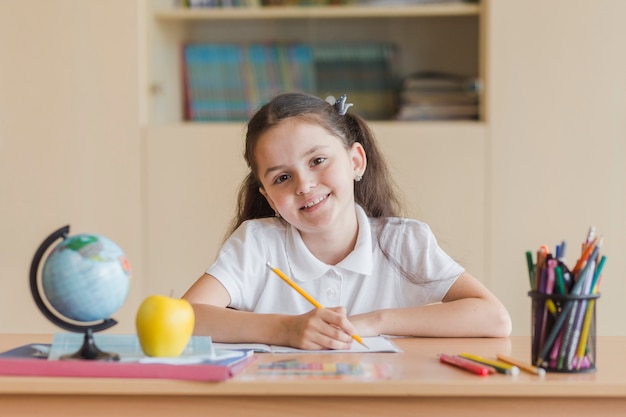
[327,94,353,116]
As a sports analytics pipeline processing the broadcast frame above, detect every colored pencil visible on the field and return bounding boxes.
[460,353,520,376]
[496,354,546,377]
[525,251,535,289]
[571,236,598,276]
[438,354,495,376]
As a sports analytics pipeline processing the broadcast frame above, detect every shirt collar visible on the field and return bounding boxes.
[286,204,373,281]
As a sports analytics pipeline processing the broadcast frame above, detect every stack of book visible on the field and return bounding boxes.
[177,0,261,7]
[0,334,256,381]
[176,0,474,7]
[182,42,396,121]
[177,1,349,7]
[395,72,480,121]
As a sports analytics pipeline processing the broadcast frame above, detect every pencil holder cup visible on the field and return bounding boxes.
[528,291,599,373]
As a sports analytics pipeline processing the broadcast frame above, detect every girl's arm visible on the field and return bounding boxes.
[182,273,355,349]
[350,271,512,338]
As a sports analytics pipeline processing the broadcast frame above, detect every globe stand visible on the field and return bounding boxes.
[29,225,122,362]
[60,328,119,361]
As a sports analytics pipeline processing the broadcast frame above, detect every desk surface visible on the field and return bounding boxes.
[2,334,626,416]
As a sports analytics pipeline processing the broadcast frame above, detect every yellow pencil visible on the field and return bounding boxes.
[460,353,520,376]
[266,262,368,349]
[496,353,546,377]
[575,299,595,370]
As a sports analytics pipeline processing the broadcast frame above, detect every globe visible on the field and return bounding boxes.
[42,233,131,322]
[30,225,131,360]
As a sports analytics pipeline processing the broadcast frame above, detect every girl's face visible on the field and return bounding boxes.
[255,118,366,238]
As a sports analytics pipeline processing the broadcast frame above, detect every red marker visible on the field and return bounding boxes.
[439,354,496,376]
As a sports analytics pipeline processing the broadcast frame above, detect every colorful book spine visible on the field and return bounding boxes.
[312,43,396,120]
[181,42,396,121]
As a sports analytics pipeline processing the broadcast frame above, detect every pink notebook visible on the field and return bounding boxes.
[0,340,256,381]
[0,354,255,381]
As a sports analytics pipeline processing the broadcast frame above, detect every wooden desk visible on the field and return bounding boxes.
[1,334,625,416]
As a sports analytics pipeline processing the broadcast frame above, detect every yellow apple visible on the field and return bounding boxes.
[135,295,195,357]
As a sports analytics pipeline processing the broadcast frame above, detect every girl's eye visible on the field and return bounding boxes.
[274,174,290,184]
[311,157,326,166]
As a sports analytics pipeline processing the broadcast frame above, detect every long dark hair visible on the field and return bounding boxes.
[227,92,403,236]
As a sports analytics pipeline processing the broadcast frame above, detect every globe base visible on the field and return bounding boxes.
[60,328,119,362]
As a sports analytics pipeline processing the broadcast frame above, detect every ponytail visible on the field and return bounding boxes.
[345,113,402,218]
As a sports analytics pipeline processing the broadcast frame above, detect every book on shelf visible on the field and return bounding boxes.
[400,71,480,91]
[313,43,397,120]
[183,43,314,121]
[177,1,351,7]
[0,334,255,381]
[399,90,478,105]
[183,43,249,121]
[348,0,475,5]
[396,104,479,121]
[177,0,475,7]
[176,0,261,8]
[395,71,480,121]
[182,42,396,122]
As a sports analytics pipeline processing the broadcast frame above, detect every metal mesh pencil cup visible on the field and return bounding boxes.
[529,291,599,373]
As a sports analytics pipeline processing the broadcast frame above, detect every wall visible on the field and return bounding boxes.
[0,1,142,333]
[1,0,625,337]
[487,0,626,335]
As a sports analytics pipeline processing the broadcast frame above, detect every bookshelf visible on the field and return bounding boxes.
[141,1,488,297]
[143,0,484,124]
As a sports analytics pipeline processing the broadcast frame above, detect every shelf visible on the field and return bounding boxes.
[145,0,484,124]
[154,4,480,21]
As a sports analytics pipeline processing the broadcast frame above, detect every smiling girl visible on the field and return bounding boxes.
[183,92,511,349]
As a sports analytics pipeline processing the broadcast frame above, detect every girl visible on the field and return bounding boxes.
[183,92,511,350]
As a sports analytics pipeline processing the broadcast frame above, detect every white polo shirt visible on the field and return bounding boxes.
[207,205,464,315]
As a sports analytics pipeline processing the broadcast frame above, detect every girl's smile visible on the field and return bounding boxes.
[301,193,330,210]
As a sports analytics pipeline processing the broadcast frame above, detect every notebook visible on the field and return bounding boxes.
[212,335,401,353]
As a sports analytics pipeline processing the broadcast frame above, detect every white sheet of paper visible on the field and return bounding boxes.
[212,336,401,353]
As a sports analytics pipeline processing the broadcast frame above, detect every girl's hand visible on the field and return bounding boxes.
[286,306,355,350]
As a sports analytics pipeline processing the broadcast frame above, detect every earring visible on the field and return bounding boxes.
[274,211,281,218]
[355,173,362,182]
